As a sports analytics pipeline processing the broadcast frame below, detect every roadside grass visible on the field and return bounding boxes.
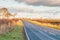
[0,26,25,40]
[26,19,60,30]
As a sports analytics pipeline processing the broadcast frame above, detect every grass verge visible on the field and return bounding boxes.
[0,26,25,40]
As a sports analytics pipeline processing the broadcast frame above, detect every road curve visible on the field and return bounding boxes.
[22,20,60,40]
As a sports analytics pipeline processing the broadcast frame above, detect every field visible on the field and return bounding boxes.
[24,18,60,30]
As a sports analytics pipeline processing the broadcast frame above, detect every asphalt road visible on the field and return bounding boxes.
[22,20,60,40]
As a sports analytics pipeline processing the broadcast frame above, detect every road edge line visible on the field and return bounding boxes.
[24,26,30,40]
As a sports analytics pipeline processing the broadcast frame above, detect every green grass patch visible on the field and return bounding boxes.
[0,26,25,40]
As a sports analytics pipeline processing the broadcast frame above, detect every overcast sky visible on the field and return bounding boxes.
[0,0,60,19]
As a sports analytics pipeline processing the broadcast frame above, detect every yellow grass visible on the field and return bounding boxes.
[17,20,23,26]
[25,19,60,30]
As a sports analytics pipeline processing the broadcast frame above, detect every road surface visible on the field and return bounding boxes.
[22,20,60,40]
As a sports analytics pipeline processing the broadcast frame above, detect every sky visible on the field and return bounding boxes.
[0,0,60,19]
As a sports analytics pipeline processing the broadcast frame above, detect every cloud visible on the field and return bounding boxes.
[15,0,24,2]
[15,0,60,6]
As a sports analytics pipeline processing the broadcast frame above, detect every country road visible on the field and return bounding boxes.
[22,20,60,40]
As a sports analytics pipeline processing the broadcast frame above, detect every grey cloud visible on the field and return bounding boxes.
[15,0,24,2]
[15,0,60,6]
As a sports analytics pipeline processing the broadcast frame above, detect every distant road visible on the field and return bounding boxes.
[22,20,60,40]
